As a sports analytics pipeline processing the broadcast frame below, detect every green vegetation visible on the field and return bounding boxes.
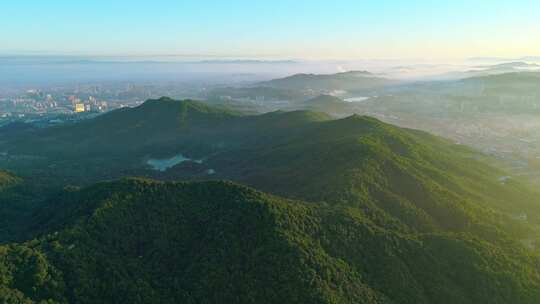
[1,98,540,303]
[0,170,20,190]
[289,94,356,115]
[3,98,539,234]
[2,179,540,304]
[259,71,394,93]
[343,71,540,191]
[4,97,243,158]
[0,171,62,243]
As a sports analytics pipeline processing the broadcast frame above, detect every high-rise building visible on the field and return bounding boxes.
[75,103,85,113]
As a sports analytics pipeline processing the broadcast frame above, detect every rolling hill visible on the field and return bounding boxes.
[386,71,540,116]
[0,97,332,160]
[259,71,395,93]
[2,97,243,157]
[2,179,540,304]
[1,98,540,303]
[464,71,540,100]
[2,98,540,236]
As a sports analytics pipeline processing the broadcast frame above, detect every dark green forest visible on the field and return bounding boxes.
[1,98,540,303]
[2,179,540,304]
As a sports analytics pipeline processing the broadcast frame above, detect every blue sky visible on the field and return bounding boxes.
[2,0,539,59]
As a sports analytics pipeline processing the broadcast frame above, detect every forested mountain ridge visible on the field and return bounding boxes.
[210,113,540,238]
[2,99,539,238]
[2,97,244,157]
[2,179,540,304]
[1,98,540,303]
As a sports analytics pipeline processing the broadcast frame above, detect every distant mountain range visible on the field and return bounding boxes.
[468,61,540,74]
[468,56,540,62]
[406,69,540,103]
[258,71,395,92]
[205,71,395,105]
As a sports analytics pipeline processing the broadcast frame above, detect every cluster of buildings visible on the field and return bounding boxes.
[0,93,59,114]
[68,95,108,113]
[0,82,192,124]
[0,89,111,117]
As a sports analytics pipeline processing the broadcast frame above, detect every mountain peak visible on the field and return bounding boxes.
[330,113,385,128]
[131,97,243,119]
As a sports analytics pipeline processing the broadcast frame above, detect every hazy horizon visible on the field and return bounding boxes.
[2,54,539,88]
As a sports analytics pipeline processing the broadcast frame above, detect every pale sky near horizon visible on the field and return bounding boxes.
[2,0,540,60]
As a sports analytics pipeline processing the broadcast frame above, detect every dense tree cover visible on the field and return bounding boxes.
[1,179,540,304]
[1,97,244,158]
[0,98,332,184]
[208,114,540,239]
[0,171,63,243]
[0,170,20,191]
[1,98,540,302]
[2,98,539,239]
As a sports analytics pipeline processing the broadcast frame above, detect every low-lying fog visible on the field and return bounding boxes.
[3,55,538,88]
